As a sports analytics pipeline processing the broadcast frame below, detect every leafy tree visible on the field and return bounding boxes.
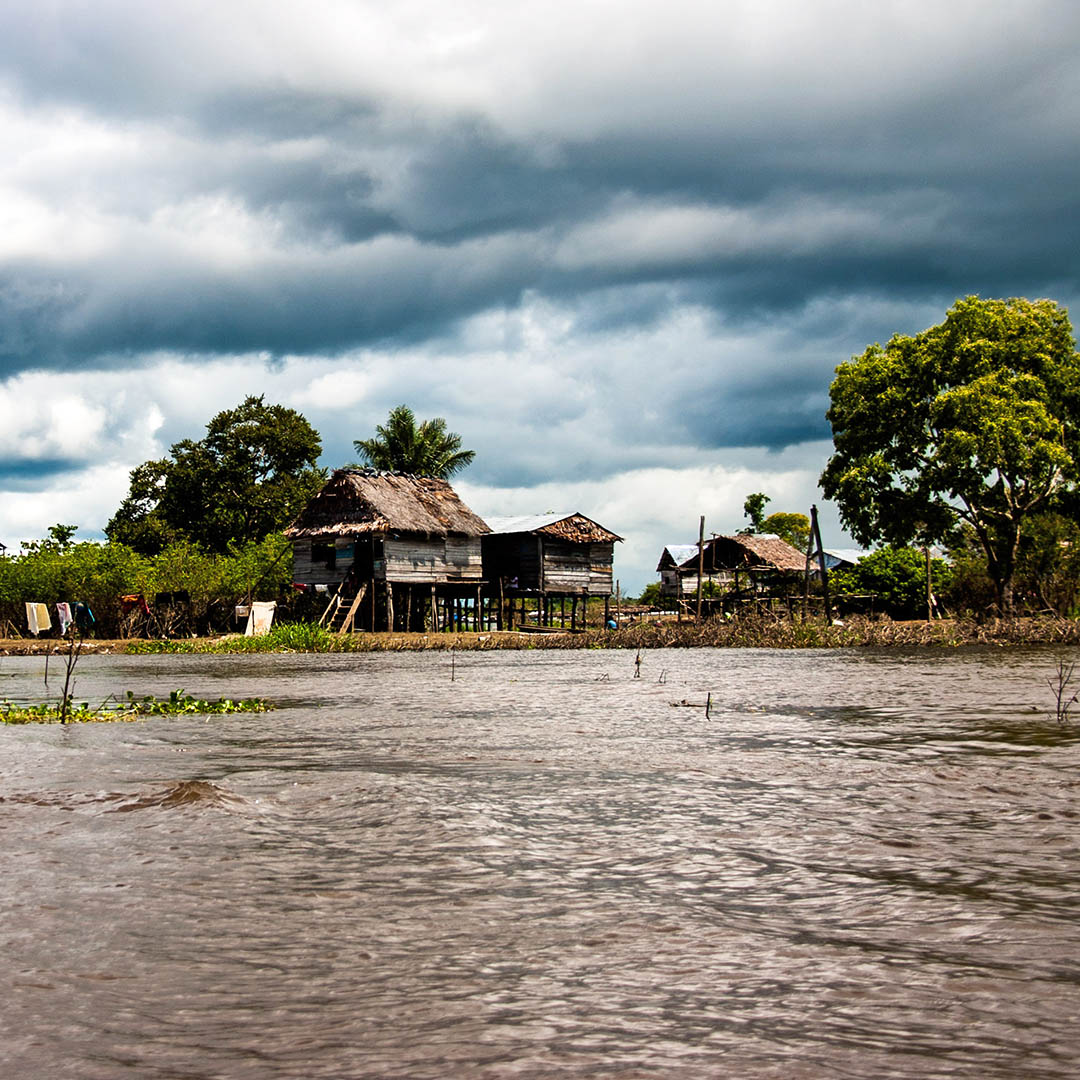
[821,296,1080,615]
[1014,511,1080,615]
[741,493,770,533]
[353,404,475,478]
[636,581,662,606]
[107,396,325,554]
[831,546,951,620]
[762,511,810,553]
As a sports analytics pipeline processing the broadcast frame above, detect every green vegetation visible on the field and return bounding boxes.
[127,622,342,653]
[740,493,810,551]
[107,395,325,555]
[822,296,1080,615]
[354,404,475,478]
[831,546,952,619]
[108,613,1080,654]
[1,689,272,725]
[0,527,293,637]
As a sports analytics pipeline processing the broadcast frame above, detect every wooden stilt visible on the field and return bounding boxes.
[386,581,394,632]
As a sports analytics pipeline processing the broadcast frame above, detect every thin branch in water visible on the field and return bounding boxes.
[1047,658,1078,725]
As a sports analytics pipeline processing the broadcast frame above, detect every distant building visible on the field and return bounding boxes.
[657,533,807,601]
[823,548,869,571]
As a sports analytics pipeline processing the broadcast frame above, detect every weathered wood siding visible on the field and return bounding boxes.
[483,536,615,595]
[290,537,355,586]
[384,536,483,583]
[660,567,731,598]
[587,541,615,594]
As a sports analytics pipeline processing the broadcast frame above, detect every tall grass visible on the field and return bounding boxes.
[121,614,1080,655]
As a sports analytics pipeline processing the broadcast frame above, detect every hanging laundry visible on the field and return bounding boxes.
[244,601,276,637]
[74,602,96,631]
[25,602,52,636]
[56,602,74,635]
[120,594,151,615]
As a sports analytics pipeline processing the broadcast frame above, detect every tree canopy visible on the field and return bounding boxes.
[820,296,1080,613]
[741,493,770,533]
[353,405,475,478]
[740,493,809,551]
[761,512,810,553]
[106,396,325,554]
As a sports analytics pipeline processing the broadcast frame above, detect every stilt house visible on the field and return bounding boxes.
[658,534,806,601]
[482,512,622,629]
[657,544,708,599]
[284,469,490,632]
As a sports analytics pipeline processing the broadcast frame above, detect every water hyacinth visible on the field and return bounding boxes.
[1,689,272,725]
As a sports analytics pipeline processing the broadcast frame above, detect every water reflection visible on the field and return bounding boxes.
[1,646,1079,1077]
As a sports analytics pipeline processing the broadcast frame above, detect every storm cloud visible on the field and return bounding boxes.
[2,0,1079,587]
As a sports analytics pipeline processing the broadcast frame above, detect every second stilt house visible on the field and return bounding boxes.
[482,512,623,629]
[284,468,490,632]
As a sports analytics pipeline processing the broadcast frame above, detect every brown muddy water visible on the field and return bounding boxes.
[1,647,1079,1079]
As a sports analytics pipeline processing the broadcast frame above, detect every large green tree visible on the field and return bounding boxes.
[107,396,325,554]
[354,404,475,478]
[821,296,1080,614]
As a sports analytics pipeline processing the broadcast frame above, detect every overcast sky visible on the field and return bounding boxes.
[2,1,1079,590]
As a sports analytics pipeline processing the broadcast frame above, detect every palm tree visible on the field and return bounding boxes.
[353,405,476,479]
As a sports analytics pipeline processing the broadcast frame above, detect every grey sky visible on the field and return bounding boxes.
[2,1,1079,588]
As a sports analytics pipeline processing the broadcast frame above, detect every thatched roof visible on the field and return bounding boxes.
[484,512,622,544]
[284,469,490,539]
[704,534,807,572]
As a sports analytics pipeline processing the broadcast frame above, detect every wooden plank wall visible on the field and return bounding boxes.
[384,536,483,583]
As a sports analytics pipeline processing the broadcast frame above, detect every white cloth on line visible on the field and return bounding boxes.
[244,601,276,637]
[26,602,51,636]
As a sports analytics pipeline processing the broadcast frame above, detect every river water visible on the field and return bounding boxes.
[2,646,1079,1078]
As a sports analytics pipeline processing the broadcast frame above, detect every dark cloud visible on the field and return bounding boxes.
[0,459,84,488]
[3,1,1080,578]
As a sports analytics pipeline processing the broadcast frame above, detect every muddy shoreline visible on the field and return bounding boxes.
[3,615,1080,655]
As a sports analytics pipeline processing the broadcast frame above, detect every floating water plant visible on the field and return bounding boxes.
[1,688,272,725]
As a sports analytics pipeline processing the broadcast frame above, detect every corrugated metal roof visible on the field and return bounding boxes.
[824,548,868,568]
[662,544,700,567]
[484,512,622,543]
[484,513,575,534]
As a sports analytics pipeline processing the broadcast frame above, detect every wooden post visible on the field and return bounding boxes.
[802,527,813,621]
[696,515,705,623]
[810,505,830,625]
[386,581,394,632]
[582,590,588,629]
[616,579,622,626]
[476,586,482,631]
[498,576,505,630]
[925,545,932,621]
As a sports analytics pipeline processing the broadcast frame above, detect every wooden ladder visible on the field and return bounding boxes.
[331,582,368,635]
